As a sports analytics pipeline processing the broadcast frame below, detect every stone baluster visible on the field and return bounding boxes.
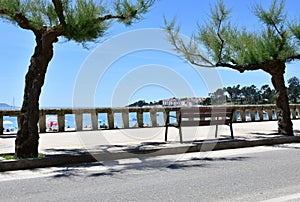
[122,111,130,129]
[137,110,144,128]
[250,109,256,121]
[75,112,83,131]
[107,110,114,129]
[258,108,263,121]
[91,111,98,130]
[239,108,246,122]
[39,111,46,133]
[150,110,157,127]
[58,112,65,132]
[290,107,297,119]
[267,109,273,121]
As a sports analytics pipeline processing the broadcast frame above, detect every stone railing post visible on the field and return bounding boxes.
[150,110,157,127]
[122,111,130,129]
[39,110,47,133]
[75,111,83,131]
[267,108,273,121]
[108,110,114,129]
[258,108,263,121]
[58,111,65,132]
[91,110,98,130]
[290,106,296,119]
[249,109,255,121]
[295,107,300,119]
[137,110,144,128]
[239,108,246,122]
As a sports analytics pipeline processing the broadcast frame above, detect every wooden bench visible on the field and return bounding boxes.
[165,107,234,143]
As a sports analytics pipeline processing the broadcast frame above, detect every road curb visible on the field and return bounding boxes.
[1,136,300,172]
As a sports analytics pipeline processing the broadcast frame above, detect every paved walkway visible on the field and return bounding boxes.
[0,120,299,155]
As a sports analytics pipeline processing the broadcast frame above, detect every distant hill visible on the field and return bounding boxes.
[127,100,163,107]
[0,103,13,110]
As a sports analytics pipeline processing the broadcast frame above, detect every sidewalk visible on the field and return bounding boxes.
[0,120,299,171]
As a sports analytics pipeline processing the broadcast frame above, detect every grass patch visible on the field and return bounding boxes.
[0,153,46,160]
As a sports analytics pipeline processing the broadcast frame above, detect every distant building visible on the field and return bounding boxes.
[162,97,206,106]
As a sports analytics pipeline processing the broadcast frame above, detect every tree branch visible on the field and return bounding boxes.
[52,0,66,26]
[216,19,225,63]
[270,18,285,38]
[95,12,137,22]
[0,9,36,31]
[166,23,215,67]
[287,54,300,61]
[216,62,261,73]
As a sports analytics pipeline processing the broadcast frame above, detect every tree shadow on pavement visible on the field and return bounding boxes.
[43,148,89,155]
[233,132,279,139]
[272,144,300,150]
[43,144,128,155]
[48,154,250,179]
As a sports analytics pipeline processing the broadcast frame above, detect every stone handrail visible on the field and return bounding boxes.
[0,104,299,134]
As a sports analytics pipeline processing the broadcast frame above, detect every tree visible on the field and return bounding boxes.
[166,0,300,136]
[225,86,234,102]
[231,85,242,104]
[287,76,300,103]
[240,85,259,104]
[209,88,226,104]
[260,84,276,104]
[0,0,154,158]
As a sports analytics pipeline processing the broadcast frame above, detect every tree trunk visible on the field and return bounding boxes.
[15,29,58,158]
[270,64,294,136]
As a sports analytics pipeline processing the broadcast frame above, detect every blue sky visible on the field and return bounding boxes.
[0,0,299,108]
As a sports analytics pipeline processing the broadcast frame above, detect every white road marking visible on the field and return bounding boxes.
[261,193,300,202]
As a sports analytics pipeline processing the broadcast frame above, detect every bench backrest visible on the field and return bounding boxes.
[180,107,234,127]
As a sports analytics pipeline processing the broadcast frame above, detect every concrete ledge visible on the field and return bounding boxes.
[1,136,300,172]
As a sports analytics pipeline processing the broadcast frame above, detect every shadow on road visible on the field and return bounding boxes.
[48,155,250,179]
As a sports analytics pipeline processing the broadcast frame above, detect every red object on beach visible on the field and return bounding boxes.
[48,121,58,128]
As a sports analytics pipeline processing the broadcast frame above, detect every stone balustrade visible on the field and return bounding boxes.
[0,104,299,135]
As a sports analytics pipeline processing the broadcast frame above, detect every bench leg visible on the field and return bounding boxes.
[215,125,218,138]
[179,126,183,143]
[230,123,234,139]
[165,125,168,142]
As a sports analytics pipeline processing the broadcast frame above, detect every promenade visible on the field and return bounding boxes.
[1,120,299,155]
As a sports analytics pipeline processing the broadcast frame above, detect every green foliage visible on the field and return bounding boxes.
[287,76,300,103]
[0,0,154,42]
[289,20,300,44]
[0,0,60,30]
[165,0,300,71]
[210,82,280,105]
[253,0,286,27]
[63,0,110,42]
[0,153,45,160]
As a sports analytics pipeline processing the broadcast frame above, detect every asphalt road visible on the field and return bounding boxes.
[1,144,300,202]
